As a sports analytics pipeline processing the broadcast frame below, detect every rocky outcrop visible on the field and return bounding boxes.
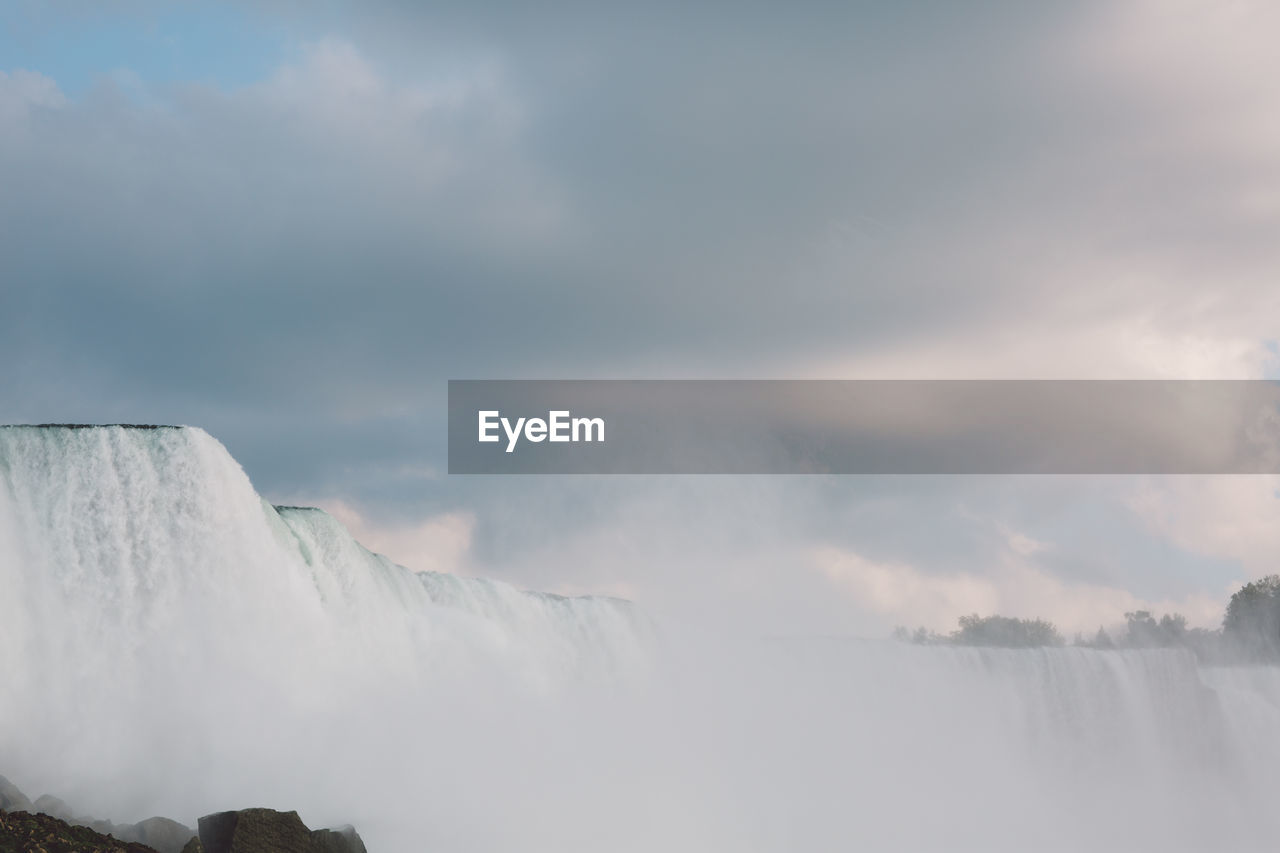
[118,817,201,853]
[0,808,160,853]
[197,809,365,853]
[0,777,366,853]
[0,779,33,814]
[30,796,73,823]
[0,778,197,853]
[198,809,312,853]
[308,826,367,853]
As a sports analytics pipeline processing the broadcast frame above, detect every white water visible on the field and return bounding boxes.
[2,426,1280,851]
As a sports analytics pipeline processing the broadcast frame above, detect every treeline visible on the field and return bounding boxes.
[892,575,1280,663]
[893,614,1064,648]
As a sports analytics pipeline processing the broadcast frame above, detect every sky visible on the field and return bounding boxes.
[3,0,1280,636]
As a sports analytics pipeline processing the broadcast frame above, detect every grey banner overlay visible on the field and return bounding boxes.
[448,380,1280,474]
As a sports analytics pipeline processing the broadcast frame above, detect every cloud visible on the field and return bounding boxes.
[7,5,1280,435]
[789,318,1275,380]
[0,68,65,119]
[814,539,1224,635]
[5,3,1280,630]
[0,37,570,490]
[1126,475,1280,584]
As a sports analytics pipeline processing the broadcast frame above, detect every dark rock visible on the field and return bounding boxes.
[198,808,314,853]
[310,824,368,853]
[197,809,369,853]
[23,789,195,853]
[0,808,160,852]
[0,778,32,814]
[2,775,363,853]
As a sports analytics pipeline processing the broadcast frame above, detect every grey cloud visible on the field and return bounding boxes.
[2,3,1279,624]
[7,5,1276,428]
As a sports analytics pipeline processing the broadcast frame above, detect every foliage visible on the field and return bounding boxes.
[890,577,1280,665]
[1120,610,1187,647]
[952,614,1063,647]
[1223,575,1280,660]
[893,615,1063,648]
[892,625,947,644]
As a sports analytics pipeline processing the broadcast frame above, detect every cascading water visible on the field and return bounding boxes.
[0,426,649,841]
[2,425,1280,851]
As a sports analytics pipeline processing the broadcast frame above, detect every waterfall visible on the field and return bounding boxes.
[2,425,1278,852]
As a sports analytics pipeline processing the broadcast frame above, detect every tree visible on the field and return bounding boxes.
[1124,610,1161,646]
[1224,575,1280,660]
[951,614,1063,648]
[1121,611,1189,648]
[911,626,944,645]
[1159,613,1187,644]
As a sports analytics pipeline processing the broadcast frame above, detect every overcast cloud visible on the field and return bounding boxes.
[3,1,1279,635]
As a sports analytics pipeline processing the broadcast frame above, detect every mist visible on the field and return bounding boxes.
[1,425,1279,851]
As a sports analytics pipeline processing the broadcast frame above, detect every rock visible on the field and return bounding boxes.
[32,794,75,822]
[310,824,368,853]
[89,817,120,835]
[0,776,33,813]
[197,809,369,853]
[0,807,160,852]
[2,775,363,853]
[20,789,195,853]
[117,816,199,853]
[198,808,314,853]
